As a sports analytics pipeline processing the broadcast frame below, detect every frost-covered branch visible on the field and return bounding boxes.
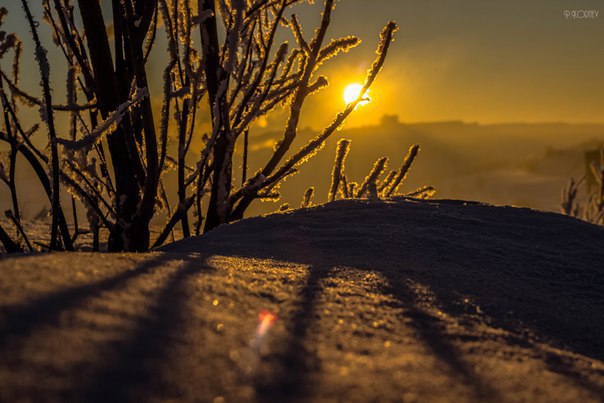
[20,0,66,251]
[56,86,148,151]
[0,71,96,111]
[356,157,388,198]
[328,139,350,202]
[228,20,398,217]
[385,144,420,197]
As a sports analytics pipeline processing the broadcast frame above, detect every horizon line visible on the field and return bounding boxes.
[257,119,604,133]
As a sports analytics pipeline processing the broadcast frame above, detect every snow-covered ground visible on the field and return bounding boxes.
[1,198,603,402]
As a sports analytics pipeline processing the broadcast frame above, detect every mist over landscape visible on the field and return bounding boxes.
[2,0,603,223]
[1,1,604,401]
[4,118,603,220]
[245,118,604,215]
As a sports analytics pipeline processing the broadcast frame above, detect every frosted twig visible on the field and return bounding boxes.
[385,144,420,197]
[356,157,388,198]
[301,186,314,208]
[328,139,350,202]
[56,86,148,150]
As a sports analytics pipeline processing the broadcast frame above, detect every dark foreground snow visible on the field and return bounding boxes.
[1,198,603,402]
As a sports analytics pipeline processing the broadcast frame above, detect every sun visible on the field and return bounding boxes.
[343,83,370,105]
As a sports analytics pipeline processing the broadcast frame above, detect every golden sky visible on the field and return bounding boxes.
[287,0,604,127]
[1,0,603,130]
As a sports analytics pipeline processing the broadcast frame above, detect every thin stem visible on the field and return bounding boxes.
[0,221,21,254]
[21,0,63,250]
[242,129,249,185]
[6,210,34,251]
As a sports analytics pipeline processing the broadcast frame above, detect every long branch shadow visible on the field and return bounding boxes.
[540,344,604,397]
[74,257,215,402]
[0,253,178,350]
[382,272,501,401]
[173,237,501,400]
[157,198,604,399]
[403,275,604,399]
[255,264,331,403]
[248,254,499,401]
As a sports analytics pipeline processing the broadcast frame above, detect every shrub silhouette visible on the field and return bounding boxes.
[323,141,432,203]
[562,147,604,225]
[0,1,397,253]
[328,139,351,202]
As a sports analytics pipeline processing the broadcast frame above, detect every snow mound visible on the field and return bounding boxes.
[163,198,604,361]
[1,198,603,402]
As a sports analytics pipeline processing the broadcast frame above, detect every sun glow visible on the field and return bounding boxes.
[343,83,370,105]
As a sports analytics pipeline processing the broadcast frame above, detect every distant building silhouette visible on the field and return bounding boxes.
[380,114,400,127]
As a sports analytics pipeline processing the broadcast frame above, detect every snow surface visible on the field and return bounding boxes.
[1,198,603,402]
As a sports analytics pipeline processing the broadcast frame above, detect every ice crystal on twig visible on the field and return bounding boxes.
[328,139,350,202]
[357,157,388,198]
[56,86,148,151]
[301,187,315,208]
[385,144,420,197]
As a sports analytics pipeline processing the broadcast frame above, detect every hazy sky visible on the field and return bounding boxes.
[291,0,604,127]
[1,0,603,129]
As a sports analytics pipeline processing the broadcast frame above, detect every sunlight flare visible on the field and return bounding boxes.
[252,309,277,350]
